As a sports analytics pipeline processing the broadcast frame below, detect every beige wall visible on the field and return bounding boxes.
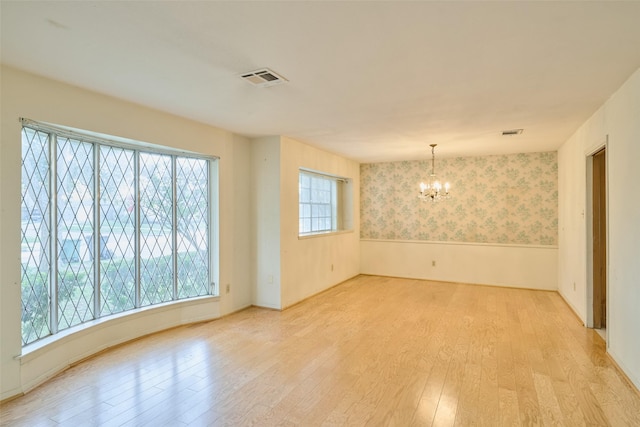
[279,136,360,309]
[251,136,361,309]
[558,66,640,389]
[251,136,282,309]
[226,134,254,313]
[0,66,253,399]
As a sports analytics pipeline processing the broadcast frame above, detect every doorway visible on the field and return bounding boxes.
[591,147,607,335]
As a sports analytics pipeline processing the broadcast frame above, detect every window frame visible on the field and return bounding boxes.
[19,118,219,346]
[298,168,351,237]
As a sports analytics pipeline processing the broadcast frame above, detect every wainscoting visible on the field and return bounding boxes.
[361,239,558,290]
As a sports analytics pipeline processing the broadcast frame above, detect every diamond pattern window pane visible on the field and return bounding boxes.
[56,137,94,330]
[139,153,173,306]
[21,123,214,347]
[21,128,51,345]
[176,158,209,298]
[99,146,135,315]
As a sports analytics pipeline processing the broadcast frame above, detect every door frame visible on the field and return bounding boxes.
[585,137,609,336]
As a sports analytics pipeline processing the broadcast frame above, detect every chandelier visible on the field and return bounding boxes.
[418,144,451,202]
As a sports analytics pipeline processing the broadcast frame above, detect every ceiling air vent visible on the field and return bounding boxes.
[502,129,524,136]
[240,68,288,87]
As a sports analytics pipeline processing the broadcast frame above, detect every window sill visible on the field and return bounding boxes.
[19,295,220,363]
[298,229,354,240]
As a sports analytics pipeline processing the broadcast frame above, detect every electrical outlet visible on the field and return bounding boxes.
[268,275,273,284]
[331,264,334,271]
[432,260,436,267]
[226,284,230,293]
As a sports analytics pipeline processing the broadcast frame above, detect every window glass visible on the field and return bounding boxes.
[21,128,51,344]
[56,136,95,330]
[20,123,216,346]
[99,146,136,315]
[176,157,209,298]
[299,170,349,236]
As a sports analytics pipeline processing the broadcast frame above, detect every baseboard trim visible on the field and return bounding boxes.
[556,290,585,326]
[359,273,557,293]
[281,274,361,311]
[0,388,24,405]
[606,352,640,398]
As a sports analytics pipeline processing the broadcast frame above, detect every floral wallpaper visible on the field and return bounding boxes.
[360,151,558,245]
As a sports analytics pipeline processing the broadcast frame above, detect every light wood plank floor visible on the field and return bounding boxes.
[2,275,640,426]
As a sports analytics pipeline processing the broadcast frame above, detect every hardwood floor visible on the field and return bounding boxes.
[2,275,640,426]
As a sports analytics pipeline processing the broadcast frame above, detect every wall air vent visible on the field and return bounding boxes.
[240,68,288,87]
[502,129,524,136]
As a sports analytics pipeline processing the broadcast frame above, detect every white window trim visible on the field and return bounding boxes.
[298,168,352,237]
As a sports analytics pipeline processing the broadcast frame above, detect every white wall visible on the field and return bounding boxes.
[250,136,361,309]
[223,134,253,314]
[361,240,557,290]
[279,137,360,308]
[558,66,640,389]
[251,137,282,309]
[0,66,253,400]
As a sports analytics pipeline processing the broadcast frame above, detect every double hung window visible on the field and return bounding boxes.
[298,169,351,236]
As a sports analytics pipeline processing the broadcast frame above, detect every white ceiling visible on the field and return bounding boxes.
[2,1,640,163]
